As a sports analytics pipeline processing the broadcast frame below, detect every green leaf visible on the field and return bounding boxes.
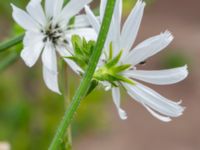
[109,42,113,60]
[86,80,99,96]
[105,50,122,68]
[114,74,135,85]
[70,35,97,71]
[71,35,83,54]
[111,64,131,73]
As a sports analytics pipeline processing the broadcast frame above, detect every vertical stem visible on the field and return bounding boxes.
[49,1,116,149]
[59,60,72,150]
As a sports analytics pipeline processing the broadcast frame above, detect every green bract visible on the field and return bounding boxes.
[68,35,96,70]
[69,37,135,86]
[94,43,135,86]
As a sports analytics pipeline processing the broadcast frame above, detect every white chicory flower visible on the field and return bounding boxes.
[11,0,95,94]
[85,0,188,122]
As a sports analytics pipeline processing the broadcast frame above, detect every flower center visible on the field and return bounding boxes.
[41,23,67,45]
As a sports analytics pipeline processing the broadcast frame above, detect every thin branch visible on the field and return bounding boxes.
[0,34,24,53]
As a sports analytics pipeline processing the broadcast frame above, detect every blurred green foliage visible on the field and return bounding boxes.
[161,51,190,68]
[0,1,26,19]
[0,64,108,149]
[123,0,155,16]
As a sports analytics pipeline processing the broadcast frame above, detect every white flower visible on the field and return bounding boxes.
[85,0,188,122]
[11,0,95,94]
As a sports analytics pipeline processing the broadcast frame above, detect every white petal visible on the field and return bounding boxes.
[123,65,188,85]
[21,41,44,67]
[100,0,107,22]
[23,31,44,47]
[45,0,56,17]
[72,15,91,28]
[56,46,83,74]
[45,0,63,18]
[106,0,122,56]
[112,87,127,120]
[97,0,122,56]
[11,4,39,31]
[66,28,97,41]
[85,6,100,33]
[26,0,46,26]
[54,0,64,17]
[142,104,172,122]
[112,0,122,46]
[124,31,174,65]
[42,42,60,93]
[60,0,92,21]
[42,42,57,72]
[120,0,145,55]
[101,81,112,91]
[43,66,60,94]
[125,82,185,119]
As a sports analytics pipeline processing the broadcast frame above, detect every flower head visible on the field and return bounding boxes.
[11,0,94,94]
[85,0,188,122]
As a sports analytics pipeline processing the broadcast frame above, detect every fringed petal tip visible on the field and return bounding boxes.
[183,64,189,76]
[125,82,186,122]
[137,0,146,7]
[162,30,174,42]
[118,109,128,120]
[143,100,185,122]
[11,3,18,16]
[10,3,16,10]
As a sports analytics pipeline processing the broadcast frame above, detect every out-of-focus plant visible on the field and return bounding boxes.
[161,51,190,68]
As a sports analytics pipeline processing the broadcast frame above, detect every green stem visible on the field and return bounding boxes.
[48,0,116,149]
[0,34,24,53]
[59,61,72,150]
[64,67,72,150]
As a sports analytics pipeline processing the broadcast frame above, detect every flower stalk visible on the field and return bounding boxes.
[48,0,116,149]
[0,34,24,53]
[59,61,72,150]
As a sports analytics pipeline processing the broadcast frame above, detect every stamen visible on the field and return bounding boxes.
[42,22,67,45]
[43,37,47,42]
[55,24,59,29]
[63,40,68,44]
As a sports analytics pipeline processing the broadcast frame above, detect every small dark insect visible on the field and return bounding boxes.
[139,61,147,65]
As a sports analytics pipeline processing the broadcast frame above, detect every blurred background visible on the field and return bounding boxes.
[0,0,199,150]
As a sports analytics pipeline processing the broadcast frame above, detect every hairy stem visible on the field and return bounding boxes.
[48,0,116,149]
